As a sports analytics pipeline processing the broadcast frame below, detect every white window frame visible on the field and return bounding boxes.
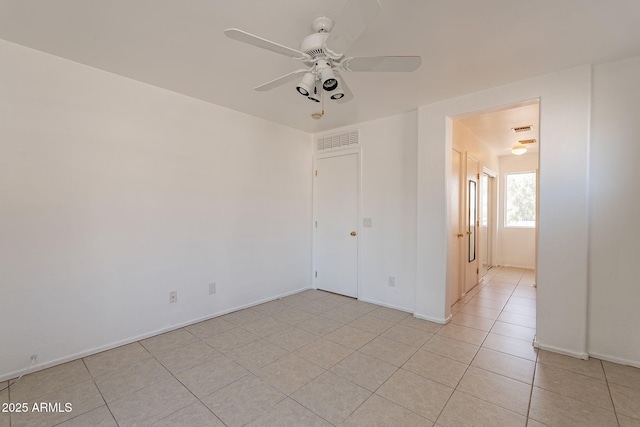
[504,170,536,229]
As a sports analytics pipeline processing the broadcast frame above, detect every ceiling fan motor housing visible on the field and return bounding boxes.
[300,32,330,58]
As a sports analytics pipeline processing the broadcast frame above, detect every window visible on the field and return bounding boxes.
[505,171,536,227]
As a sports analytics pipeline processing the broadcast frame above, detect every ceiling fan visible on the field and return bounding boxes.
[224,0,421,107]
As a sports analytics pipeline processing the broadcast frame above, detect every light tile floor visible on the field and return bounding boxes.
[2,266,639,426]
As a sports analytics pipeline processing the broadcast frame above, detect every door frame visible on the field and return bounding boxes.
[480,167,497,279]
[312,147,362,296]
[447,147,464,307]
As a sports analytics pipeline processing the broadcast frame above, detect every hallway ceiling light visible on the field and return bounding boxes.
[511,144,527,155]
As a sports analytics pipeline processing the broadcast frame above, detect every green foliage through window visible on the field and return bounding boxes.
[505,172,536,227]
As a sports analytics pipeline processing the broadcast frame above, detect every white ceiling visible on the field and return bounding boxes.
[458,102,540,157]
[1,0,639,133]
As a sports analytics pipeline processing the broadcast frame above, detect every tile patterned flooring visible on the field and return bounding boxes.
[1,266,639,426]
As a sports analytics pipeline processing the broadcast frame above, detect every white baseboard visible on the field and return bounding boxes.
[496,263,536,270]
[533,339,589,360]
[356,297,413,314]
[0,287,311,382]
[588,351,640,369]
[413,312,451,324]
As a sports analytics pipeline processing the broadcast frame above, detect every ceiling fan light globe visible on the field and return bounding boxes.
[329,75,345,99]
[323,78,338,91]
[317,63,338,92]
[296,72,316,97]
[307,79,322,102]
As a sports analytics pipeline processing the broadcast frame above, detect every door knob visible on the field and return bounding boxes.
[467,231,472,235]
[457,233,464,237]
[350,231,357,236]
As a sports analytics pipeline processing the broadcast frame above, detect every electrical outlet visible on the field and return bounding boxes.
[209,282,216,295]
[169,291,177,303]
[30,354,38,361]
[388,276,396,287]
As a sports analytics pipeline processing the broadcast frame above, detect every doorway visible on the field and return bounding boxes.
[448,101,540,308]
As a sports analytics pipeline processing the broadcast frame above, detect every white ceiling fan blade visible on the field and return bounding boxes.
[254,69,310,92]
[324,0,382,57]
[334,71,354,104]
[340,56,422,72]
[225,28,310,60]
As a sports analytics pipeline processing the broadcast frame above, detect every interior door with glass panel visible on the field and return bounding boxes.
[465,156,479,293]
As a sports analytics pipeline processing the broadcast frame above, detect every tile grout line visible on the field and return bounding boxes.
[151,331,231,427]
[327,314,414,424]
[211,301,392,426]
[133,328,231,426]
[432,276,500,424]
[6,379,11,427]
[338,314,435,425]
[523,332,539,427]
[80,357,120,427]
[440,269,539,423]
[600,359,622,427]
[514,270,537,427]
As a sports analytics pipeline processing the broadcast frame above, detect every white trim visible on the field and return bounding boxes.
[504,170,537,229]
[588,352,640,369]
[447,146,464,311]
[414,312,452,324]
[497,263,536,270]
[0,287,310,382]
[480,168,497,275]
[357,297,413,314]
[312,146,362,298]
[533,338,589,360]
[482,166,497,178]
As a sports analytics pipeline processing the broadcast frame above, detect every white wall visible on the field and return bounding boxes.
[4,34,638,380]
[452,121,499,173]
[588,56,640,367]
[497,153,538,269]
[313,112,418,312]
[0,40,313,380]
[417,66,591,359]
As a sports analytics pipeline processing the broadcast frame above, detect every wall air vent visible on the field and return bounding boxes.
[512,125,533,133]
[519,139,537,144]
[316,130,359,151]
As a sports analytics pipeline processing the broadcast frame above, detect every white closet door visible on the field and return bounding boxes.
[315,153,358,297]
